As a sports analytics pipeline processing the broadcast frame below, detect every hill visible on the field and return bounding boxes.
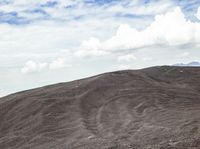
[1,66,200,149]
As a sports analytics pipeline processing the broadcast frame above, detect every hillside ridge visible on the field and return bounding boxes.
[1,66,200,149]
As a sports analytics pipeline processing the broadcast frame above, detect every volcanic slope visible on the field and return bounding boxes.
[1,66,200,149]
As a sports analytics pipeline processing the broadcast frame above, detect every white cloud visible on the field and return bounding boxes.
[0,1,177,59]
[74,37,109,57]
[21,61,48,74]
[0,0,173,20]
[77,7,200,54]
[107,0,173,16]
[21,58,69,74]
[49,58,67,69]
[196,7,200,20]
[118,54,136,62]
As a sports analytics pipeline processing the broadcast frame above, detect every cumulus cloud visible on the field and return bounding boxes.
[21,61,48,74]
[21,58,70,74]
[74,37,109,57]
[76,7,200,56]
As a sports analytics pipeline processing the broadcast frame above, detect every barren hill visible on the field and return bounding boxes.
[1,66,200,149]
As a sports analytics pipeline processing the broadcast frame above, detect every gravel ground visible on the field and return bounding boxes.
[0,66,200,149]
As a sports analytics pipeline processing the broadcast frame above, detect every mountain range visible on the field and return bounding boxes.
[174,61,200,67]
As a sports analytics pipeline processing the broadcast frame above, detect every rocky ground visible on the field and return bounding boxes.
[1,66,200,149]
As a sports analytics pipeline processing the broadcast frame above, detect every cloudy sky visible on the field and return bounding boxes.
[1,0,200,96]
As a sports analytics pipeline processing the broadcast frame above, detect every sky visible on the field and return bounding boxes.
[1,0,200,97]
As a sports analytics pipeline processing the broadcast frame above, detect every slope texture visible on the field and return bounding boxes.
[1,66,200,149]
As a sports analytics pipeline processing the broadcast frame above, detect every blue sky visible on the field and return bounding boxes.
[0,0,199,25]
[1,0,200,96]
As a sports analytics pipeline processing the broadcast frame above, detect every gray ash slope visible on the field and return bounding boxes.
[1,66,200,149]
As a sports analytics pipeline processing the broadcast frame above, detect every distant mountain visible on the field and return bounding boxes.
[174,61,200,67]
[1,66,200,149]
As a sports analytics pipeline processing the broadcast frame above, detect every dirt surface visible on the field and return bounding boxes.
[1,66,200,149]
